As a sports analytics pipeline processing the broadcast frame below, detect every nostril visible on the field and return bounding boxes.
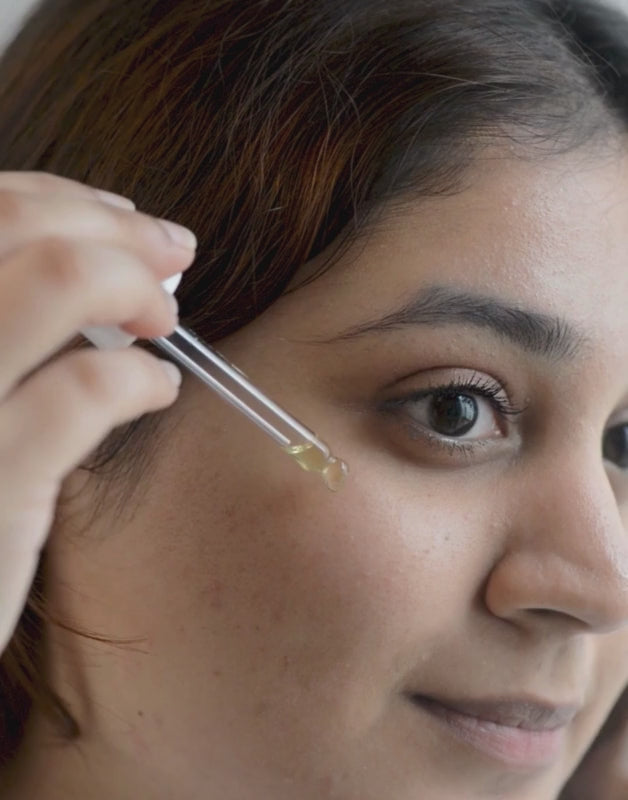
[527,607,589,631]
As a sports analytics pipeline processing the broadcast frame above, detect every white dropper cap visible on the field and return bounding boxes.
[81,272,182,350]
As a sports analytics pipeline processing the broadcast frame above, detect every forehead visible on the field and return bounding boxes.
[282,146,628,352]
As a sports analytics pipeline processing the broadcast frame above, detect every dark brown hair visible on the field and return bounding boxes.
[0,0,627,763]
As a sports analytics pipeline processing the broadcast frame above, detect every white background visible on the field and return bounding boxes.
[0,0,39,49]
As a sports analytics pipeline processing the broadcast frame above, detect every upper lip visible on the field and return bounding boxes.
[411,693,580,732]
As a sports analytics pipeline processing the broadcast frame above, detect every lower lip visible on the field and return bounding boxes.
[412,697,566,770]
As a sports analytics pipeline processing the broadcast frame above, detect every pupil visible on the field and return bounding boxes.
[429,393,478,436]
[603,425,628,469]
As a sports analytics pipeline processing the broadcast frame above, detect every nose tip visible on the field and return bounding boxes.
[485,551,628,634]
[483,447,628,634]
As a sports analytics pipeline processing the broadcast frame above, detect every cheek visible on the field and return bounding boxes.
[181,457,494,695]
[591,633,628,709]
[566,632,628,772]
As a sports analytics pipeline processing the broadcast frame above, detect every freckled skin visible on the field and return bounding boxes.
[6,146,628,799]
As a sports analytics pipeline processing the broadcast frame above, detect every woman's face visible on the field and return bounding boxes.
[41,145,628,800]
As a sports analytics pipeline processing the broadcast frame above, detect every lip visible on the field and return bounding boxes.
[410,694,579,769]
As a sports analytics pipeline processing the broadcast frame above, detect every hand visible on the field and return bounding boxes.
[0,171,196,654]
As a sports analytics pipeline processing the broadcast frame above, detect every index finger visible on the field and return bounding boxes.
[0,171,135,209]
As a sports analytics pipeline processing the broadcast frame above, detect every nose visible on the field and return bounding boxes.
[484,453,628,635]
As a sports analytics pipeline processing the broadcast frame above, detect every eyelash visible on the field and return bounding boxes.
[386,374,527,459]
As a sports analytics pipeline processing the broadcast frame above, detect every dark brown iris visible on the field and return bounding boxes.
[428,393,478,437]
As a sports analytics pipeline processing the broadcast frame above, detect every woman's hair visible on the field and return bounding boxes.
[0,0,627,763]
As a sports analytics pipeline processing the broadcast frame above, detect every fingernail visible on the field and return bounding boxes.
[95,189,136,210]
[159,220,198,250]
[160,360,182,387]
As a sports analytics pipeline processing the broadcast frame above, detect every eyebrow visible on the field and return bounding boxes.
[326,285,589,361]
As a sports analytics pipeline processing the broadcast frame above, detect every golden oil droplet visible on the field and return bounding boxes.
[284,443,348,491]
[321,457,349,492]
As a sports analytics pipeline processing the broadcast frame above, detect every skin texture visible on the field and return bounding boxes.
[3,144,628,799]
[560,688,628,798]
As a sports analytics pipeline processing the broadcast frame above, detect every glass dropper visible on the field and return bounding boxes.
[151,325,348,491]
[81,272,348,491]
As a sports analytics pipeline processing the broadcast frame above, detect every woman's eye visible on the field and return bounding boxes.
[603,424,628,469]
[380,372,526,464]
[405,390,502,440]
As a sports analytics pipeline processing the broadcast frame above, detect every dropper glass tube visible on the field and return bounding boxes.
[151,325,348,491]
